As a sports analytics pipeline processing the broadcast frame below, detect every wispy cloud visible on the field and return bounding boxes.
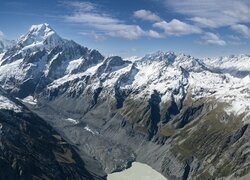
[66,13,120,25]
[227,35,245,46]
[231,24,250,38]
[106,25,145,39]
[154,0,250,45]
[133,9,202,37]
[65,1,95,12]
[147,30,163,38]
[153,19,202,36]
[107,27,162,39]
[190,17,217,28]
[163,0,250,28]
[0,31,4,39]
[64,1,161,40]
[133,10,161,22]
[80,31,106,41]
[201,32,226,46]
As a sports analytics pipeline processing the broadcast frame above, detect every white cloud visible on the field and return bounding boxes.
[80,31,106,41]
[190,17,217,28]
[164,0,250,28]
[133,10,161,22]
[107,25,145,40]
[0,31,4,39]
[227,35,245,46]
[153,19,202,36]
[63,1,95,12]
[202,32,226,46]
[230,24,250,38]
[107,26,162,40]
[64,2,162,40]
[65,13,120,25]
[147,30,163,38]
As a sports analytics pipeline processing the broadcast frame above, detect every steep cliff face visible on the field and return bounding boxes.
[0,88,105,180]
[0,24,250,179]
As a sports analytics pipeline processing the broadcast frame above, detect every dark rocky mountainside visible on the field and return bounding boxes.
[0,88,105,180]
[0,23,250,179]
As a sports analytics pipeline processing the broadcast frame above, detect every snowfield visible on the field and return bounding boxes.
[0,95,22,112]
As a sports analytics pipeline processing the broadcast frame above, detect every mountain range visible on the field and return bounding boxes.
[0,23,249,179]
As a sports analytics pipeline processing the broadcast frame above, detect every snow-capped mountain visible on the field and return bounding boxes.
[39,49,250,124]
[0,23,249,179]
[0,23,104,97]
[18,23,64,52]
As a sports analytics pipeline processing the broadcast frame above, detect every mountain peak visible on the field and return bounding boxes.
[30,22,50,28]
[140,50,177,63]
[18,23,63,52]
[29,23,53,35]
[23,23,58,42]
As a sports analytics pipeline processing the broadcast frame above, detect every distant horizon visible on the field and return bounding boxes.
[1,0,250,58]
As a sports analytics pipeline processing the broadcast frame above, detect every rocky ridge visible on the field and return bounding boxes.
[0,87,105,179]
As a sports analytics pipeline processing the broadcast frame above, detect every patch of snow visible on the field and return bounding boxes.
[21,41,44,52]
[43,53,60,76]
[0,95,22,112]
[225,100,249,116]
[65,118,79,124]
[102,63,132,88]
[22,96,37,105]
[84,125,99,135]
[123,60,184,102]
[0,123,2,134]
[48,61,103,89]
[0,59,24,88]
[65,58,83,74]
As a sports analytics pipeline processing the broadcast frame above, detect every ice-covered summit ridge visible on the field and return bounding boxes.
[141,51,176,63]
[18,23,64,52]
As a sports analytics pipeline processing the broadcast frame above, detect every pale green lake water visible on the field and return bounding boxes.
[107,162,167,180]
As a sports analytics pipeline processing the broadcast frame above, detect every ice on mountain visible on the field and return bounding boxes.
[0,95,22,112]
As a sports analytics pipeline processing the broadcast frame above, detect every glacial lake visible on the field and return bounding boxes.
[107,162,167,180]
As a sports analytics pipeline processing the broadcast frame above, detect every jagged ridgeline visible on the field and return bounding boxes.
[0,23,249,179]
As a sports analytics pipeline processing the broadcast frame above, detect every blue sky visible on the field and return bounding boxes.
[0,0,250,58]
